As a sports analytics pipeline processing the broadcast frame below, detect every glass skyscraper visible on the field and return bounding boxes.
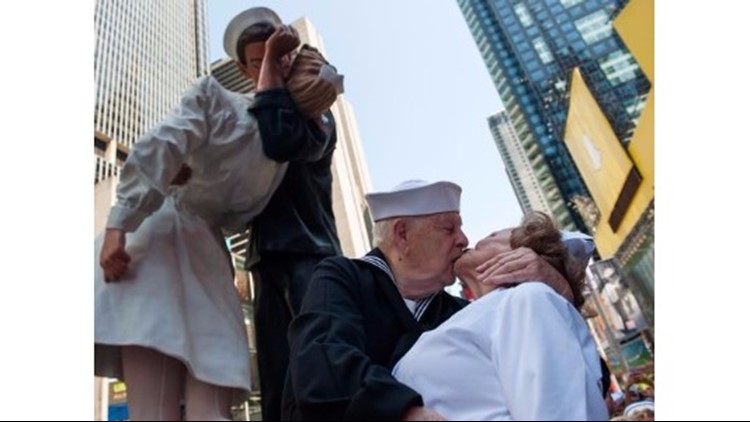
[457,0,650,232]
[488,110,577,230]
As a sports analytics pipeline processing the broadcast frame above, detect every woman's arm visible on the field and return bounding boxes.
[100,77,213,281]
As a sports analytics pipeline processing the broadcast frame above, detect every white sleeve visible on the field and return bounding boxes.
[106,77,212,232]
[492,285,602,421]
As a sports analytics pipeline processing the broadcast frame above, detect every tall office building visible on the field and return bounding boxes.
[212,16,374,265]
[488,111,576,230]
[94,0,209,149]
[457,0,650,232]
[93,1,209,419]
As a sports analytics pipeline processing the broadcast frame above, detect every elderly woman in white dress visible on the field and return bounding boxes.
[393,212,609,421]
[95,7,342,421]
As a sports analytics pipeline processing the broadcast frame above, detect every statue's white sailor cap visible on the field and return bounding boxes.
[223,7,282,61]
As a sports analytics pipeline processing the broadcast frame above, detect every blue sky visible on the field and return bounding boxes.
[207,1,523,245]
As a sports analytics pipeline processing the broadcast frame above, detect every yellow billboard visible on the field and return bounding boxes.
[614,0,653,81]
[565,68,640,228]
[565,69,653,257]
[615,0,654,194]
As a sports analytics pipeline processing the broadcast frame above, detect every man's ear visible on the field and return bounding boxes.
[235,60,249,77]
[392,218,409,253]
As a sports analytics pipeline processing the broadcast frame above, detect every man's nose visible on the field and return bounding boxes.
[456,230,469,250]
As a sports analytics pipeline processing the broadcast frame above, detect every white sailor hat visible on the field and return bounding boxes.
[223,7,282,61]
[560,230,595,275]
[561,230,594,261]
[365,180,462,222]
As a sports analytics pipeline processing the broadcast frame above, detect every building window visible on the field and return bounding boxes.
[598,50,640,85]
[514,3,534,27]
[623,94,649,121]
[526,60,540,73]
[530,69,546,81]
[574,10,612,45]
[560,0,585,7]
[591,42,608,56]
[532,37,555,64]
[516,41,531,53]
